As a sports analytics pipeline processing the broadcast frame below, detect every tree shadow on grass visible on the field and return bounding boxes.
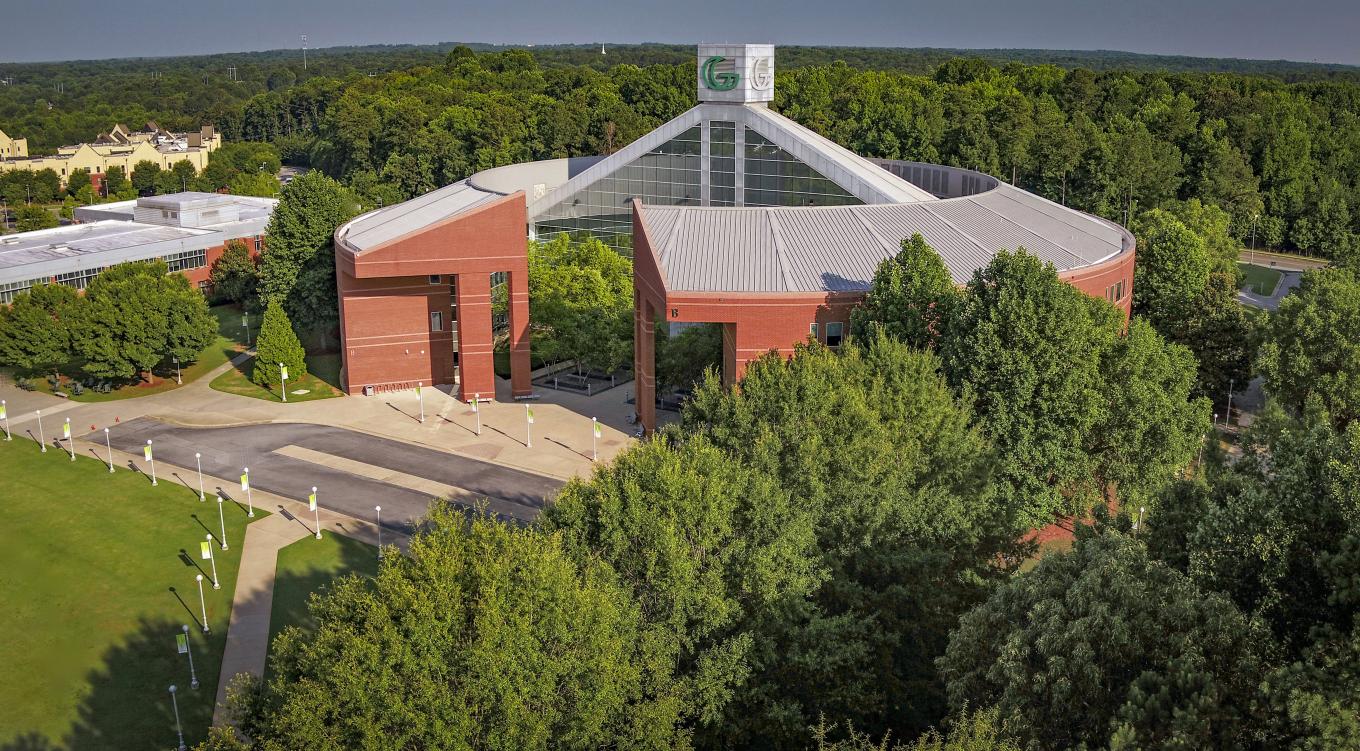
[0,616,217,751]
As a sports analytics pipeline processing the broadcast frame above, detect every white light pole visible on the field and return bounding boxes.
[309,486,321,540]
[525,405,534,448]
[242,313,250,347]
[1250,213,1260,266]
[242,467,254,517]
[1,399,10,440]
[1133,505,1146,532]
[173,355,182,385]
[36,409,46,452]
[592,417,599,462]
[215,493,229,550]
[168,685,187,751]
[1226,379,1235,428]
[375,505,382,558]
[204,534,219,589]
[279,362,288,402]
[472,393,481,435]
[417,382,425,423]
[180,624,199,689]
[145,440,157,486]
[195,574,210,632]
[195,452,204,501]
[1214,412,1219,429]
[63,418,74,461]
[104,428,114,472]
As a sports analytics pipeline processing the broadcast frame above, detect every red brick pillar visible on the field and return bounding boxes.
[634,296,657,435]
[507,267,532,398]
[455,272,495,402]
[721,322,737,388]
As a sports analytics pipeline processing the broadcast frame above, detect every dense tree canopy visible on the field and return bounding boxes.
[1257,267,1360,428]
[849,234,960,349]
[258,170,358,337]
[526,235,633,373]
[0,283,80,374]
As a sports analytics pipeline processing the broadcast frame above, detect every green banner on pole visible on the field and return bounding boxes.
[240,474,249,491]
[281,366,289,381]
[63,423,71,439]
[594,420,602,438]
[144,446,153,461]
[176,633,188,654]
[0,404,7,420]
[200,541,212,560]
[527,408,535,425]
[308,492,317,512]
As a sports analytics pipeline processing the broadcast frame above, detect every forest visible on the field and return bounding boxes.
[7,42,1356,261]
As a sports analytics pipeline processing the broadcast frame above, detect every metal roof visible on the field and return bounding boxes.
[337,179,505,253]
[0,221,215,283]
[640,183,1130,294]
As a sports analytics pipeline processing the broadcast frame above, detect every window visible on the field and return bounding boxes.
[825,322,844,348]
[809,322,819,340]
[1106,280,1126,303]
[253,236,262,253]
[163,248,206,273]
[430,311,443,332]
[428,274,442,285]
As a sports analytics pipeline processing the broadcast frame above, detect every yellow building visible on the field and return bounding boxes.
[0,128,27,159]
[0,122,221,184]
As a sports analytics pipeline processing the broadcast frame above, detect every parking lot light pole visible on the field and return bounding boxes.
[180,625,199,689]
[310,486,321,540]
[375,506,382,558]
[1,399,10,440]
[195,574,210,632]
[215,493,229,551]
[472,393,481,436]
[204,535,220,589]
[279,362,288,402]
[242,467,254,517]
[104,428,114,472]
[145,440,157,485]
[173,356,182,385]
[168,685,187,751]
[195,452,205,500]
[36,409,46,452]
[64,418,74,461]
[417,382,425,423]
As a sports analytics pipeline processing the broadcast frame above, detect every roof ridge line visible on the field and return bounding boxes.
[851,208,900,260]
[969,197,1086,264]
[918,203,994,258]
[764,209,796,293]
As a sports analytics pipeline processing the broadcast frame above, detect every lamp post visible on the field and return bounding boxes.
[375,505,382,558]
[195,452,205,501]
[145,440,157,485]
[63,417,74,461]
[279,362,288,402]
[36,409,46,452]
[472,393,481,436]
[1,399,10,440]
[525,405,534,448]
[104,428,114,472]
[592,417,600,462]
[242,467,254,517]
[1250,213,1260,266]
[168,685,187,751]
[205,534,219,589]
[309,486,321,540]
[242,313,250,347]
[1226,379,1235,428]
[195,574,210,633]
[180,625,199,689]
[173,355,182,385]
[215,493,228,551]
[417,382,425,423]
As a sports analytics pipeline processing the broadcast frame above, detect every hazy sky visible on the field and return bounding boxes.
[2,0,1358,65]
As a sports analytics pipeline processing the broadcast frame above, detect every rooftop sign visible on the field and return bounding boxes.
[696,44,775,104]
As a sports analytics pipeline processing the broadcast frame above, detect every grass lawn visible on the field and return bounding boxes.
[208,353,343,403]
[1238,263,1284,296]
[17,304,252,403]
[0,438,262,749]
[266,531,378,659]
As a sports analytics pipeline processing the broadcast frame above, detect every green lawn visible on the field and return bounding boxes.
[208,353,343,403]
[267,531,378,658]
[17,304,251,403]
[0,438,262,749]
[1238,263,1284,296]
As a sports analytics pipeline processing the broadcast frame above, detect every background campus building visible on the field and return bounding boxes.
[0,191,274,303]
[0,122,221,185]
[335,43,1136,431]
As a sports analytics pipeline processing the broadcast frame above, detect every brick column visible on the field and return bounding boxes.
[455,272,495,402]
[507,267,532,398]
[634,296,657,435]
[721,322,737,388]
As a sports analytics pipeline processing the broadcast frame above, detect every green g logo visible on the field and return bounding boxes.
[701,56,740,91]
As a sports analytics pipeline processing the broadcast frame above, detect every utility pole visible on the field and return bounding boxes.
[301,35,308,70]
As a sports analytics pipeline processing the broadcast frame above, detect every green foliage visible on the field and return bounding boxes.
[811,707,1021,751]
[656,322,723,392]
[13,205,57,231]
[129,160,161,196]
[939,250,1205,524]
[258,171,357,336]
[102,164,128,196]
[233,505,690,750]
[72,260,216,380]
[1133,209,1212,325]
[251,301,306,387]
[0,283,79,374]
[850,234,960,349]
[65,168,91,196]
[209,239,259,306]
[1258,268,1360,428]
[941,523,1274,750]
[678,335,1020,745]
[527,235,633,373]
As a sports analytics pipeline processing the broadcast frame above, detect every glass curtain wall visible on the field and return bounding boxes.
[743,128,860,207]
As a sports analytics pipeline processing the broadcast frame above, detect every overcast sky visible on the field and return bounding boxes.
[3,0,1358,66]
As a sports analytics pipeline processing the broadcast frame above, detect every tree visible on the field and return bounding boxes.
[0,283,80,375]
[527,235,633,373]
[940,523,1274,751]
[258,171,357,338]
[209,239,259,306]
[252,300,306,387]
[227,171,279,197]
[103,165,129,197]
[230,505,690,750]
[73,261,215,380]
[130,160,161,196]
[14,205,57,231]
[66,168,91,197]
[678,335,1020,745]
[811,707,1021,751]
[1257,268,1360,427]
[850,234,960,349]
[656,323,722,392]
[1132,210,1212,328]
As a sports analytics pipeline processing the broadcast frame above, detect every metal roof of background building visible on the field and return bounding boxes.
[338,180,506,253]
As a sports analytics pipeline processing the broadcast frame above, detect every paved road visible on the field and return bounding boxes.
[108,418,562,530]
[1238,269,1302,311]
